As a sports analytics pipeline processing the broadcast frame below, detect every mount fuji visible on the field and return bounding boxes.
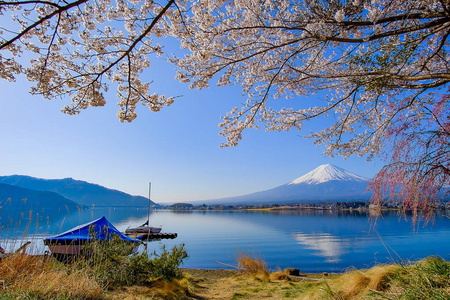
[206,164,372,205]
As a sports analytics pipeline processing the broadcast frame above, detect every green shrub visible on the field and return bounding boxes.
[144,244,188,281]
[80,235,188,289]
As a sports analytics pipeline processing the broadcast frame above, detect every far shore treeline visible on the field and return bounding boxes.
[163,201,450,212]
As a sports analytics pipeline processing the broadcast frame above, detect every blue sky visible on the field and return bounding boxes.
[0,55,383,203]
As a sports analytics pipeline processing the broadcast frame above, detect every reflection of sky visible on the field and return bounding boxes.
[293,232,369,262]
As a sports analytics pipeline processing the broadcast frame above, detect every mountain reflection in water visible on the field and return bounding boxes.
[294,233,354,262]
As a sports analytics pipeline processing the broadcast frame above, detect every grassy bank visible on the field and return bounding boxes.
[0,245,448,299]
[185,255,450,300]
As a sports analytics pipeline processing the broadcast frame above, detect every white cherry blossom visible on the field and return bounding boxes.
[1,0,449,215]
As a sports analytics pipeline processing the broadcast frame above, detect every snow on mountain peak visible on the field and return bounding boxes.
[289,164,369,185]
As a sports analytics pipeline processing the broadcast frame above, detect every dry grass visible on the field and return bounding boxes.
[1,250,448,300]
[269,268,290,281]
[236,249,268,276]
[184,259,449,300]
[363,264,400,291]
[184,268,327,299]
[322,257,450,299]
[380,256,450,300]
[25,268,103,299]
[0,252,191,299]
[107,278,191,300]
[0,253,103,299]
[193,257,450,300]
[148,278,191,299]
[326,264,401,299]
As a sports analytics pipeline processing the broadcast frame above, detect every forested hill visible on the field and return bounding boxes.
[0,183,81,212]
[0,175,158,207]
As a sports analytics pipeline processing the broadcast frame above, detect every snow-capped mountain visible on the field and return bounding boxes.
[289,164,369,185]
[205,164,372,205]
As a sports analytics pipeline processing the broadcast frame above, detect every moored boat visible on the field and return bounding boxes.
[124,182,163,239]
[125,220,162,236]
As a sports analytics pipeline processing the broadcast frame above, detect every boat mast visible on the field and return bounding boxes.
[147,182,151,226]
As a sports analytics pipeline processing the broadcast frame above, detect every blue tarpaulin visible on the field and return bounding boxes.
[43,216,138,245]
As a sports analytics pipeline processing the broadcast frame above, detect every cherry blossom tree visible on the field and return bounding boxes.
[1,0,449,217]
[1,0,178,121]
[168,0,450,219]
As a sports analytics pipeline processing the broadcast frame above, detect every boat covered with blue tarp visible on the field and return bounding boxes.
[43,216,139,256]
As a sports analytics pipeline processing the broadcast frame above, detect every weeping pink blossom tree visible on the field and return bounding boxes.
[369,97,449,222]
[1,0,449,219]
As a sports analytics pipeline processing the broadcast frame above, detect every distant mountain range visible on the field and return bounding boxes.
[203,164,372,205]
[0,165,371,209]
[0,175,157,208]
[0,183,81,212]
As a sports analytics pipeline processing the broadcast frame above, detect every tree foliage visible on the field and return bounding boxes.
[1,0,449,215]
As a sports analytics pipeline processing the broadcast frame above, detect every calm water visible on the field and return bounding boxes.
[1,208,449,272]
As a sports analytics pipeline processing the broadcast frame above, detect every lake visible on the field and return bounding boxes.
[1,208,449,273]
